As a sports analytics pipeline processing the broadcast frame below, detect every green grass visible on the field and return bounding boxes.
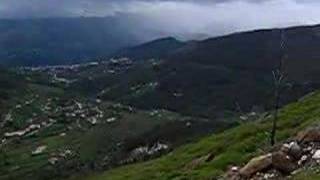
[0,82,69,180]
[81,91,320,180]
[292,167,320,180]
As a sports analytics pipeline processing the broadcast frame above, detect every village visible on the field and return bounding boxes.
[17,57,134,85]
[0,74,190,180]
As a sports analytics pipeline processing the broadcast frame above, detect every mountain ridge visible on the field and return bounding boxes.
[112,36,185,60]
[89,23,320,118]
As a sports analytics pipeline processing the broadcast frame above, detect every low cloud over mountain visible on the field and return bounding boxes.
[1,0,320,39]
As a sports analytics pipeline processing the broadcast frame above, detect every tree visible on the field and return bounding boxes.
[270,30,287,146]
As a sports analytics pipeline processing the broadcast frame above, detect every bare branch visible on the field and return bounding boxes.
[270,29,287,146]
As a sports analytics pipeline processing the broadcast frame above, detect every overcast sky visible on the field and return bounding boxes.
[1,0,320,39]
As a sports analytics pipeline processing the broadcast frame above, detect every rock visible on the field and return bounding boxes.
[265,173,276,179]
[59,149,72,158]
[281,143,290,154]
[186,122,192,127]
[287,142,302,160]
[303,146,313,153]
[312,150,320,159]
[272,151,297,174]
[296,126,320,143]
[4,113,12,122]
[225,166,241,180]
[48,157,59,165]
[239,154,272,178]
[88,117,97,125]
[298,155,308,166]
[128,142,169,163]
[240,115,248,121]
[32,145,47,156]
[106,117,116,123]
[184,153,215,170]
[291,169,302,176]
[231,166,239,171]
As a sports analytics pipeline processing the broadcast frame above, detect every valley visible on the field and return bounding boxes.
[0,64,230,180]
[1,24,320,180]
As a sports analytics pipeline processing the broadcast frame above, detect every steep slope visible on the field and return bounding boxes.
[169,25,320,82]
[80,91,320,180]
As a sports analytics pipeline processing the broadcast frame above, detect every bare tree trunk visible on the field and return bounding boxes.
[270,30,286,146]
[271,78,281,146]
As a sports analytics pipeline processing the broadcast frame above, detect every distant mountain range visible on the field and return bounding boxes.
[0,17,148,66]
[1,19,320,116]
[73,24,320,117]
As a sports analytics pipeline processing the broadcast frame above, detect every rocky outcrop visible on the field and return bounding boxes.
[121,142,170,165]
[239,154,272,178]
[296,126,320,143]
[226,125,320,179]
[286,141,302,160]
[271,151,296,174]
[312,150,320,160]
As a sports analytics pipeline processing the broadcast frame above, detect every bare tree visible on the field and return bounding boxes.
[270,30,286,146]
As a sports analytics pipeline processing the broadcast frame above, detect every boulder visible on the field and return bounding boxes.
[280,143,290,154]
[296,126,320,143]
[272,151,297,174]
[239,154,272,178]
[312,150,320,159]
[283,142,302,160]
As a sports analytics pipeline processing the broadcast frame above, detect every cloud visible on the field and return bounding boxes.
[111,0,320,39]
[1,0,320,39]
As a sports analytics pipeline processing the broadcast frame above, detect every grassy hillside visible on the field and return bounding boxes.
[0,69,232,180]
[81,91,320,180]
[0,68,26,114]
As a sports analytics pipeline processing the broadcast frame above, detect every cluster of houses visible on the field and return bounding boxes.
[1,95,109,141]
[19,62,99,73]
[120,142,170,165]
[18,58,134,86]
